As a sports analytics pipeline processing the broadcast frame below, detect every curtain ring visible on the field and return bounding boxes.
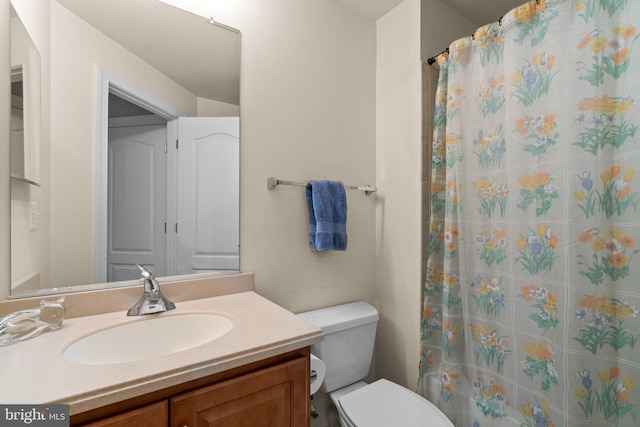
[498,15,503,26]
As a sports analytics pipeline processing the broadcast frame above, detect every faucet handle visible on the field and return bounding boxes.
[136,264,154,280]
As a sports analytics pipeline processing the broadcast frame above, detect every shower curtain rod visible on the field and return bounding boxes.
[426,5,522,67]
[266,177,377,195]
[427,47,449,65]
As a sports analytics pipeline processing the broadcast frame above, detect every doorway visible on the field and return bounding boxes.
[106,99,240,282]
[94,66,186,283]
[107,96,168,282]
[98,69,239,283]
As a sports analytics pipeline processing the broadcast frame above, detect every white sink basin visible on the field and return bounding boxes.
[63,313,233,365]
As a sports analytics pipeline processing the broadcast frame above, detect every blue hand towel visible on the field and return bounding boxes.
[305,180,347,251]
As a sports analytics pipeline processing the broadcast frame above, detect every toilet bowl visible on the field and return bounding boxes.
[298,301,453,427]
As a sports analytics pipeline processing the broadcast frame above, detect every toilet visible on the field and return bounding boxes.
[298,301,453,427]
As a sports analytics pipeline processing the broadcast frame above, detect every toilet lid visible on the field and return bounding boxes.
[338,379,454,427]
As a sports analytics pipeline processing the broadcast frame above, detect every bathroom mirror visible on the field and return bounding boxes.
[8,0,240,298]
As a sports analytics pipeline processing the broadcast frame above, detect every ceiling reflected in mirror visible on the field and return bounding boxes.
[56,0,240,104]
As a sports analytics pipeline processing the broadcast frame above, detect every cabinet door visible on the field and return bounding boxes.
[81,400,167,427]
[170,356,308,427]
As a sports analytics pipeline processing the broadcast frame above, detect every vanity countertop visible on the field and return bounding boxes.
[0,291,323,415]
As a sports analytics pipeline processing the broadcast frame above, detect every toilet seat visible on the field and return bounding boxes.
[337,379,454,427]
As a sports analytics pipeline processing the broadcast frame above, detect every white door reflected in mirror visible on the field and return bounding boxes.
[106,113,240,282]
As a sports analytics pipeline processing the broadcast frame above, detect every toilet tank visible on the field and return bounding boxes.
[298,301,379,393]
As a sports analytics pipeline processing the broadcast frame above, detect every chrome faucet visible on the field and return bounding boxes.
[127,264,176,316]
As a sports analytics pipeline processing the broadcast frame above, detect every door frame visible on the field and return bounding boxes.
[93,65,186,283]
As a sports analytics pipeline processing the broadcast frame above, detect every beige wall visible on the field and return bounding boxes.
[1,0,9,300]
[421,0,478,60]
[197,97,240,117]
[371,0,478,391]
[211,0,378,314]
[10,0,49,54]
[374,0,423,390]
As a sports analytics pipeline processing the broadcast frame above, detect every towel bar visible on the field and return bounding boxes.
[267,177,376,195]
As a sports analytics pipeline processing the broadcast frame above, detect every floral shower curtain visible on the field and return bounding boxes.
[417,1,639,426]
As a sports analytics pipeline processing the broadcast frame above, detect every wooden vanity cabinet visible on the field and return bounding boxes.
[73,348,310,427]
[171,355,307,426]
